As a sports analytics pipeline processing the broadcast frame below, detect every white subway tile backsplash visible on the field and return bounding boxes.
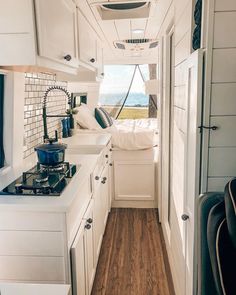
[23,72,68,159]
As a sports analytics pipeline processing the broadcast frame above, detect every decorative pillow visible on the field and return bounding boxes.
[74,104,102,130]
[95,107,113,129]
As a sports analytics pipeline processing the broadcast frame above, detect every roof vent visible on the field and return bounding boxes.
[91,1,152,20]
[114,39,158,51]
[124,38,151,44]
[102,2,147,11]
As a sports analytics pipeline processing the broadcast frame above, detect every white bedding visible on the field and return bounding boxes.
[74,118,158,150]
[107,119,158,150]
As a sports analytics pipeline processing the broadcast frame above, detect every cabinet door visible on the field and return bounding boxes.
[35,0,78,67]
[71,220,87,295]
[93,181,103,262]
[77,9,97,66]
[96,40,104,79]
[100,165,109,227]
[83,200,96,295]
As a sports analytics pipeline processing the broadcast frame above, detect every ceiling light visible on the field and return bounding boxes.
[132,29,144,34]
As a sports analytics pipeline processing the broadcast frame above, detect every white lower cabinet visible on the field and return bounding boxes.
[93,164,109,264]
[71,219,87,295]
[0,148,112,295]
[71,200,95,295]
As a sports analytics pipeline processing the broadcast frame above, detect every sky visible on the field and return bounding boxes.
[100,65,149,94]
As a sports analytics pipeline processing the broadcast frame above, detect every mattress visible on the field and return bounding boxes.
[74,118,158,150]
[107,118,158,150]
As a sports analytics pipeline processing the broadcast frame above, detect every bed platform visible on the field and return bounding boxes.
[111,146,158,208]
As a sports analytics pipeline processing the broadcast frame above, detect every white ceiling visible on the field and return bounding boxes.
[78,0,172,65]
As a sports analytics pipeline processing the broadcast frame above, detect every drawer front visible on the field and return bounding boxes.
[92,147,110,192]
[0,212,64,231]
[0,256,65,282]
[0,231,64,256]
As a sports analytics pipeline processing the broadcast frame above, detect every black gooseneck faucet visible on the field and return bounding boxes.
[42,86,73,142]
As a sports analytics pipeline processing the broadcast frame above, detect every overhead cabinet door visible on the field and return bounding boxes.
[35,0,78,67]
[77,9,97,66]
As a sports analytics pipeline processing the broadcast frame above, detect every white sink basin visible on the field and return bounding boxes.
[66,146,103,155]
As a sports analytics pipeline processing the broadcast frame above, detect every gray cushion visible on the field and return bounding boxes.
[224,178,236,249]
[198,193,224,295]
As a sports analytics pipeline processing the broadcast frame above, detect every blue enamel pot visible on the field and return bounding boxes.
[34,141,67,166]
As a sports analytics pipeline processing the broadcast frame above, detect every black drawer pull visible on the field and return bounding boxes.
[87,218,93,224]
[85,224,91,230]
[64,54,72,61]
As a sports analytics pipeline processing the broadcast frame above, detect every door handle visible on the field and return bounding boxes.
[198,125,218,133]
[181,214,189,221]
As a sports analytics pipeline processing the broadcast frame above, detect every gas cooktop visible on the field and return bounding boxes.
[0,162,79,196]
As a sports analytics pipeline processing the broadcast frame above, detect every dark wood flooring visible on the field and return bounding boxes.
[91,208,175,295]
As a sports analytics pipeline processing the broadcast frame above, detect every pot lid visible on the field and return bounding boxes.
[35,142,67,152]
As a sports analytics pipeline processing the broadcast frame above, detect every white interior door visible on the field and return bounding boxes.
[184,49,203,295]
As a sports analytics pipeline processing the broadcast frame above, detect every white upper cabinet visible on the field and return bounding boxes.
[0,0,36,65]
[96,39,104,80]
[77,9,97,67]
[35,0,78,68]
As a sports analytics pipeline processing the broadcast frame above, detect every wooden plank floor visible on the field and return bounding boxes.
[92,208,175,295]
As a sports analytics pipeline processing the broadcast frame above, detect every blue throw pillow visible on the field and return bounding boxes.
[95,107,113,129]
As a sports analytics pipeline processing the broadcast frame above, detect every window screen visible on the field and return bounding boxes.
[0,74,4,168]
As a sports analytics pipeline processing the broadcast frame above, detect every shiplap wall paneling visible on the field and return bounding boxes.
[212,49,236,83]
[214,12,236,48]
[215,0,236,12]
[208,147,236,177]
[175,31,191,66]
[208,177,232,192]
[175,61,187,86]
[174,1,192,46]
[211,83,236,116]
[209,116,236,147]
[174,85,187,109]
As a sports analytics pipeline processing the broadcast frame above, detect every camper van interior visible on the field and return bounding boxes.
[0,0,236,294]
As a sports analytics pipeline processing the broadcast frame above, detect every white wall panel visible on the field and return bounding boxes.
[215,0,236,12]
[175,61,187,86]
[209,116,236,147]
[214,12,236,48]
[208,147,236,177]
[175,31,191,66]
[174,85,186,110]
[212,49,236,83]
[211,83,236,115]
[208,177,232,192]
[175,1,192,46]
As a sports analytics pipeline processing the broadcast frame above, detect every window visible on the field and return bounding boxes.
[99,65,150,119]
[0,74,4,168]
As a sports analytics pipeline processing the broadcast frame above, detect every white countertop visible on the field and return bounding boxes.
[0,133,111,212]
[61,133,111,147]
[0,283,70,295]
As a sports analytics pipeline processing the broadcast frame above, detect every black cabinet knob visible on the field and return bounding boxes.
[109,148,112,152]
[101,177,107,184]
[90,58,95,63]
[181,214,189,221]
[101,73,104,76]
[95,176,99,180]
[87,218,93,224]
[105,154,109,158]
[109,163,113,166]
[64,54,72,61]
[85,224,91,230]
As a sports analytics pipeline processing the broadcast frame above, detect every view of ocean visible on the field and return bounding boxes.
[99,92,149,107]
